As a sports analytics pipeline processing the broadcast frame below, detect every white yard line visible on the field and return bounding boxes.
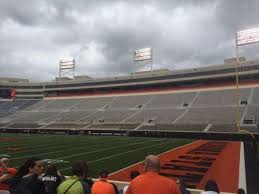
[60,140,169,172]
[2,137,112,153]
[238,142,247,193]
[11,138,130,160]
[109,140,201,176]
[56,139,163,160]
[0,138,68,149]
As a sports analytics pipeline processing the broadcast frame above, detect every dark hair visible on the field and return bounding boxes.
[130,171,140,180]
[99,169,109,178]
[238,188,245,194]
[72,160,88,177]
[205,180,220,193]
[15,157,42,179]
[46,163,58,175]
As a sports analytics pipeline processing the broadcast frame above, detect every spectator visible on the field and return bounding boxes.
[126,155,180,194]
[9,157,45,194]
[0,158,17,191]
[92,169,116,194]
[57,160,91,194]
[123,171,140,194]
[176,179,190,194]
[237,188,245,194]
[111,182,119,194]
[83,177,94,188]
[41,163,63,194]
[201,180,220,194]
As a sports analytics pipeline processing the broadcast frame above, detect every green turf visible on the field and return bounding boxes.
[0,133,193,178]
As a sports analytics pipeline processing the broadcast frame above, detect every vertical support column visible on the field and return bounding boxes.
[235,34,241,132]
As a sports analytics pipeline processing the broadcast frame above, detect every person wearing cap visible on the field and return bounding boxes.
[0,158,17,191]
[92,169,116,194]
[126,155,180,194]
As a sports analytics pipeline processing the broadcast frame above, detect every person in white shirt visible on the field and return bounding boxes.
[201,180,220,194]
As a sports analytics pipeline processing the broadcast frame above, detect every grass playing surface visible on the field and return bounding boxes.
[0,133,192,178]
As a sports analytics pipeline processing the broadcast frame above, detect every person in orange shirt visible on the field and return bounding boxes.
[92,169,116,194]
[0,158,17,191]
[126,155,180,194]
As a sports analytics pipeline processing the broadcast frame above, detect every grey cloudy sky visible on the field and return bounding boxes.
[0,0,259,81]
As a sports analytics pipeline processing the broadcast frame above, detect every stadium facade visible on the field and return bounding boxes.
[0,57,258,98]
[1,58,259,139]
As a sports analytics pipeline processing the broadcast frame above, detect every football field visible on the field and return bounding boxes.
[0,133,192,177]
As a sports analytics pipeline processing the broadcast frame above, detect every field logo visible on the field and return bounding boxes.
[43,159,69,164]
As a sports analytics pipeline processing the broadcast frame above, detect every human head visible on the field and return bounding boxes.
[99,169,109,179]
[16,157,44,178]
[205,180,220,193]
[130,170,140,180]
[237,188,245,194]
[144,155,160,173]
[72,160,88,179]
[46,163,58,175]
[0,158,10,168]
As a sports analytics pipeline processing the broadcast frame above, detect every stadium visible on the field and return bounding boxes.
[1,54,259,193]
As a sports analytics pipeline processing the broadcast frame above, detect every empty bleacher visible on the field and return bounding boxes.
[126,108,185,124]
[71,97,114,110]
[89,123,139,130]
[6,111,59,123]
[86,109,137,123]
[0,86,259,133]
[177,107,245,124]
[0,100,39,112]
[43,111,94,123]
[109,95,152,109]
[192,89,250,106]
[45,122,90,129]
[6,122,40,129]
[146,92,196,108]
[138,124,206,131]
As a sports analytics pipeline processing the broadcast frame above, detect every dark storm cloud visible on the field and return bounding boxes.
[0,0,259,81]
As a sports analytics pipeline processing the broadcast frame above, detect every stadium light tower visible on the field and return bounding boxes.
[134,47,153,71]
[59,59,76,80]
[235,27,259,132]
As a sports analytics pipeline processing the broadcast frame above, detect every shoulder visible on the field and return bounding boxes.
[80,180,91,194]
[84,178,94,187]
[92,180,101,187]
[159,175,176,184]
[31,176,45,186]
[130,174,146,183]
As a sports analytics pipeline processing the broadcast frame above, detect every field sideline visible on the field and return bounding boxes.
[0,133,192,177]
